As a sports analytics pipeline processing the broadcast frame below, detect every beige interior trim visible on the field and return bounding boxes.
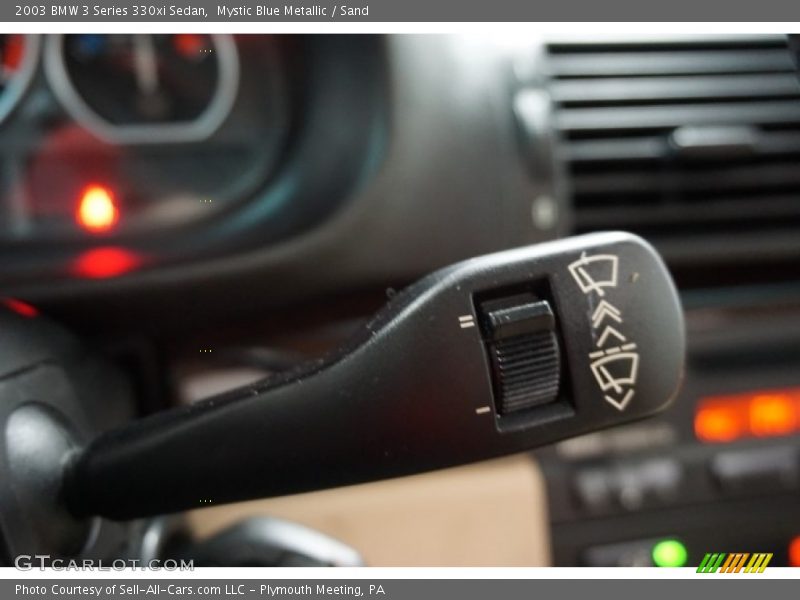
[187,454,551,566]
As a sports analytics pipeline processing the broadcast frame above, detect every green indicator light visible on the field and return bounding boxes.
[652,539,688,568]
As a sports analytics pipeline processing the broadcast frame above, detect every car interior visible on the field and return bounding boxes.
[1,33,800,568]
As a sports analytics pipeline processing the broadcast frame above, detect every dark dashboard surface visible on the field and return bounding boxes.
[3,36,800,320]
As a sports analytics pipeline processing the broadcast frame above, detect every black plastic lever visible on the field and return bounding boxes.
[67,232,685,520]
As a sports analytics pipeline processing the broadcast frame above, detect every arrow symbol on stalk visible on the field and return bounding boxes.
[591,300,622,328]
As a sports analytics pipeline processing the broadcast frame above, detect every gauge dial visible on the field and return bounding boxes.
[0,35,39,126]
[46,34,239,144]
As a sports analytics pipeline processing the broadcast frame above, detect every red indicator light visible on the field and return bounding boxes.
[173,34,206,58]
[76,184,119,233]
[2,298,39,318]
[2,35,24,71]
[696,387,800,443]
[71,247,141,279]
[789,536,800,567]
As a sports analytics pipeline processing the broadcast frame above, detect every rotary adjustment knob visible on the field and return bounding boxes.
[480,294,561,415]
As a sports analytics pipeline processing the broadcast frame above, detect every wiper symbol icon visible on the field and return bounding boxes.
[568,253,619,297]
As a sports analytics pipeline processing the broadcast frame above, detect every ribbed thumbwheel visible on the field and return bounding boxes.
[480,296,562,415]
[491,329,561,413]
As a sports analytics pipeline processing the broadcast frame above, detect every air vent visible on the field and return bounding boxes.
[546,36,800,268]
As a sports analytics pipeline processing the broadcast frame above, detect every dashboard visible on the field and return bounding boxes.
[0,34,384,287]
[2,33,800,566]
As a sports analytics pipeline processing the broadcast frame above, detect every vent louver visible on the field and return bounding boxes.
[546,36,800,267]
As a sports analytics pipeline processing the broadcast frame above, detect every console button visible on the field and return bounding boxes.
[711,446,799,494]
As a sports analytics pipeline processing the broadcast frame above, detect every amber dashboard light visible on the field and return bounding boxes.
[695,388,800,443]
[76,184,120,233]
[749,394,798,438]
[694,399,746,443]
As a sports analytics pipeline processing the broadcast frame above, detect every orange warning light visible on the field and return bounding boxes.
[749,394,797,438]
[696,387,800,443]
[695,402,745,443]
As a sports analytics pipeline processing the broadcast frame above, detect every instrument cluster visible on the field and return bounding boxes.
[0,34,292,246]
